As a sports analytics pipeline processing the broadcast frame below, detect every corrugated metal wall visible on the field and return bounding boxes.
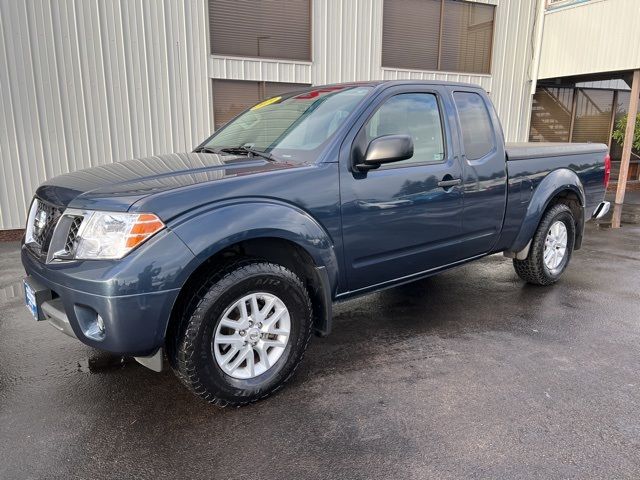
[539,0,640,80]
[0,0,211,229]
[489,0,537,142]
[0,0,536,230]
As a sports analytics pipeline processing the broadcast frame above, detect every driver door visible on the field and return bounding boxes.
[339,86,465,293]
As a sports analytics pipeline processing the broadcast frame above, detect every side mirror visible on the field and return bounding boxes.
[355,135,414,171]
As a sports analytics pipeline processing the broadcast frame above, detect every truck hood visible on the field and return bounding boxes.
[35,152,299,211]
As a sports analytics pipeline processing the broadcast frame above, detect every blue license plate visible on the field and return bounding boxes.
[24,280,38,320]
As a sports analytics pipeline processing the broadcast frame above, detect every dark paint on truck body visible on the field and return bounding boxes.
[22,80,607,356]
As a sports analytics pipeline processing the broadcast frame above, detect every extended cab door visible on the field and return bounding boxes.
[339,86,465,292]
[450,89,507,257]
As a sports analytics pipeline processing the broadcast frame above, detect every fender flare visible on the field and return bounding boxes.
[169,200,339,334]
[508,169,585,254]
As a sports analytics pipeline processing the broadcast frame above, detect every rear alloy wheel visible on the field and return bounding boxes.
[513,203,576,285]
[170,261,313,406]
[542,220,568,275]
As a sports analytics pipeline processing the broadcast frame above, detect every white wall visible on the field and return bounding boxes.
[0,0,536,230]
[0,0,211,229]
[539,0,640,80]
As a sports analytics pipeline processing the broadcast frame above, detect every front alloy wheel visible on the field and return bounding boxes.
[169,261,313,407]
[213,292,291,379]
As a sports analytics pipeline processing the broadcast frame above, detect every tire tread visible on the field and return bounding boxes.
[169,260,312,407]
[513,203,575,286]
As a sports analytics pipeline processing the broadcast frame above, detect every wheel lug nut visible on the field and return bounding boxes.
[240,330,246,336]
[257,322,262,328]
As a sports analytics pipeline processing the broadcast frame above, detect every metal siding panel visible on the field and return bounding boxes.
[0,0,211,229]
[29,1,64,180]
[4,0,46,217]
[209,55,311,83]
[0,2,26,228]
[539,0,640,79]
[313,0,371,84]
[489,0,537,142]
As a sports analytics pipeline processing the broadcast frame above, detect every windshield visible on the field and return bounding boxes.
[203,86,372,163]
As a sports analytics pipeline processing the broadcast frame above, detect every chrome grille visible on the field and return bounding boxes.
[64,216,83,254]
[31,200,63,253]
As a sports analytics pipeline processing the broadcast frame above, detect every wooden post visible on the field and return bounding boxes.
[613,69,640,228]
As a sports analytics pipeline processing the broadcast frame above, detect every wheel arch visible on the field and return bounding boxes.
[165,201,339,345]
[507,168,586,255]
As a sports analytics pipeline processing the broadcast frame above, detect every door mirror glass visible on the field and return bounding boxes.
[356,135,414,171]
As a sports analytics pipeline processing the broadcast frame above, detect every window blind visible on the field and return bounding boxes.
[382,0,494,74]
[571,89,614,144]
[209,0,311,61]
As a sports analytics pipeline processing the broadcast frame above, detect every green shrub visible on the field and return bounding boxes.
[612,113,640,152]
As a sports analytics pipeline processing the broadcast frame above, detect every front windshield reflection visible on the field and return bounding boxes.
[204,86,373,163]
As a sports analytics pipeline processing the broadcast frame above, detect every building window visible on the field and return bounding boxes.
[212,80,310,130]
[571,89,614,145]
[209,0,311,61]
[382,0,495,74]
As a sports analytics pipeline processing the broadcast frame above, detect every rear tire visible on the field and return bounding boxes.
[513,203,576,286]
[169,261,313,406]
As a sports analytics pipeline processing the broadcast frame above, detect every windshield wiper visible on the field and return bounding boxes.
[193,146,219,154]
[218,146,277,162]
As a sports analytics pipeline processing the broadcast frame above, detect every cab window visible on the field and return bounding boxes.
[362,93,445,167]
[453,91,495,160]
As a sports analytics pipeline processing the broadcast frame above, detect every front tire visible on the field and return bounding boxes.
[170,261,313,406]
[513,203,576,286]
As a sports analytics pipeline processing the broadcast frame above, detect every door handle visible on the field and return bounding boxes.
[437,178,462,188]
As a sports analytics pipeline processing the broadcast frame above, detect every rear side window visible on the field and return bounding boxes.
[363,93,445,167]
[453,92,495,160]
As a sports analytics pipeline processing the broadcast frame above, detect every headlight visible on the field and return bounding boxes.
[24,198,39,244]
[72,211,165,260]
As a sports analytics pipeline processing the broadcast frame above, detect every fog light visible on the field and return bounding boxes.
[73,304,106,340]
[96,315,105,333]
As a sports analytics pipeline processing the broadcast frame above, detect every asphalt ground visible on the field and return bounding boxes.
[1,219,639,479]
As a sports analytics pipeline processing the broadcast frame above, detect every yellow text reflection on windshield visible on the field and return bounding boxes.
[250,96,282,110]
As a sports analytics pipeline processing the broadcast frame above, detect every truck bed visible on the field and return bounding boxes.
[496,140,608,257]
[506,142,607,161]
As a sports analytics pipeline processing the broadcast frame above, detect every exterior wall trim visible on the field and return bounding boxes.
[209,55,313,84]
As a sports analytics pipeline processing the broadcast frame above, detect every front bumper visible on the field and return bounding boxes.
[21,229,196,356]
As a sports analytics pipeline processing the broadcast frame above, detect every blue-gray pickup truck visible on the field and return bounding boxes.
[22,81,611,406]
